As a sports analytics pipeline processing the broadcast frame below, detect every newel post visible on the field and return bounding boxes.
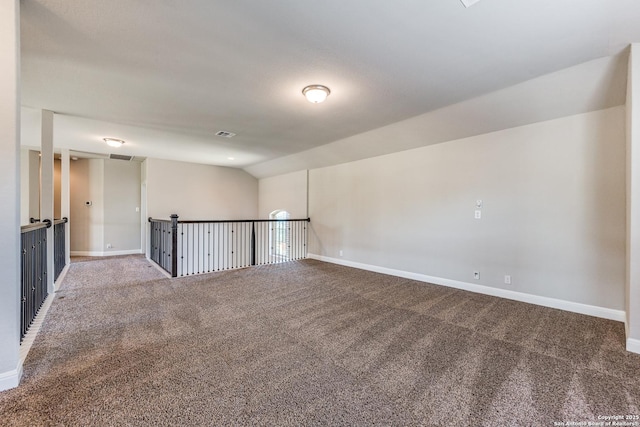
[170,214,178,277]
[251,221,256,266]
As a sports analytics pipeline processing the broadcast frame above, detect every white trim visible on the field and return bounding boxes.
[626,319,630,338]
[2,270,60,391]
[70,249,143,257]
[627,338,640,354]
[308,254,626,323]
[54,264,70,292]
[19,292,55,363]
[0,361,22,392]
[146,256,172,279]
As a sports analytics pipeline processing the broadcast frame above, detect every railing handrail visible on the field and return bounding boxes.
[22,217,68,233]
[149,217,310,224]
[21,220,50,233]
[148,218,171,223]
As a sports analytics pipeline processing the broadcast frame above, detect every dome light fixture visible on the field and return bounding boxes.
[302,85,330,103]
[103,138,125,147]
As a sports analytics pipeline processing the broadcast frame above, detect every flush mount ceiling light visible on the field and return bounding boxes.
[302,85,330,103]
[460,0,481,7]
[103,138,125,147]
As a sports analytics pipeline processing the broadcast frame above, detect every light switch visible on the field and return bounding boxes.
[475,199,483,208]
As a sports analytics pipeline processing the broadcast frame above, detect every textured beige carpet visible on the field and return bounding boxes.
[1,255,639,426]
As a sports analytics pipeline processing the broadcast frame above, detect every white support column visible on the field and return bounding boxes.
[141,160,149,258]
[626,43,640,354]
[40,110,55,294]
[61,149,71,265]
[19,149,29,225]
[0,0,22,391]
[28,150,40,220]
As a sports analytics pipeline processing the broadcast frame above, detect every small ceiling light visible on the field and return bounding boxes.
[227,157,235,160]
[103,138,125,147]
[302,85,330,103]
[460,0,481,7]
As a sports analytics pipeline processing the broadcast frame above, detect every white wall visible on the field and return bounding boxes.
[103,160,141,254]
[626,43,640,351]
[308,106,626,312]
[20,149,30,225]
[18,150,59,224]
[19,149,40,225]
[19,106,41,149]
[258,170,307,218]
[70,159,104,253]
[0,0,21,391]
[69,157,257,257]
[145,158,258,220]
[246,55,627,179]
[70,158,142,255]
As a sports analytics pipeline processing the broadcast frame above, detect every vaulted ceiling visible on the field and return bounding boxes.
[20,0,640,176]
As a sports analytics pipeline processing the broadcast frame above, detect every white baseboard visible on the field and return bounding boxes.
[18,291,56,374]
[627,338,640,354]
[0,361,23,392]
[307,254,626,323]
[54,264,70,292]
[70,249,143,257]
[146,256,172,279]
[2,264,68,391]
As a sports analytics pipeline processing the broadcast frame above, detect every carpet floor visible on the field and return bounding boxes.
[1,255,639,426]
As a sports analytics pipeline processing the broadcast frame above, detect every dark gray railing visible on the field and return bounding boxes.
[20,220,50,341]
[149,215,178,277]
[149,215,310,277]
[20,217,68,341]
[54,218,68,281]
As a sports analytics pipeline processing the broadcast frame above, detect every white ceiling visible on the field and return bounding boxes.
[20,0,640,175]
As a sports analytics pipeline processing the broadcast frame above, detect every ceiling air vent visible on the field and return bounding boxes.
[215,131,236,138]
[109,153,133,161]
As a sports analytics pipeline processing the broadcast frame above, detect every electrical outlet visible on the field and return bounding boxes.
[473,271,480,280]
[474,210,482,219]
[339,250,343,257]
[106,243,112,249]
[504,275,511,285]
